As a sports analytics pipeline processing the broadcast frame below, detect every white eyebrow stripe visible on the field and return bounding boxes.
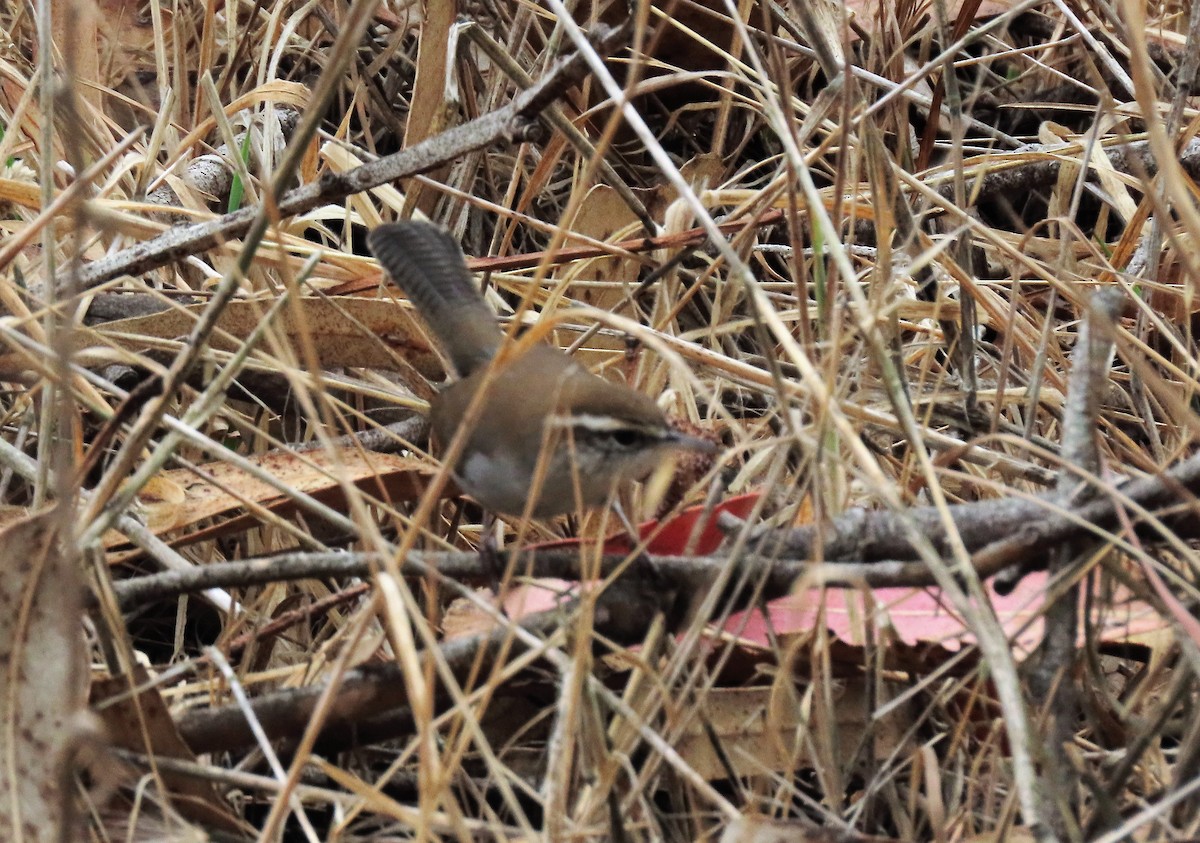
[546,413,659,435]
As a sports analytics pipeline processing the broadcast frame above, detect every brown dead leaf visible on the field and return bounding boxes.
[0,509,87,842]
[0,505,32,530]
[402,0,455,218]
[91,667,248,834]
[960,828,1040,843]
[564,183,643,358]
[442,580,575,641]
[53,0,102,113]
[676,683,909,781]
[844,0,1013,31]
[0,177,42,209]
[795,0,848,68]
[720,814,901,843]
[135,474,186,533]
[92,296,442,376]
[110,449,433,551]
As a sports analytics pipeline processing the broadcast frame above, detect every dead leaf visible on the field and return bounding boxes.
[402,0,455,217]
[843,0,1013,32]
[135,474,186,533]
[0,509,87,842]
[563,183,643,358]
[91,296,442,377]
[91,668,248,834]
[723,570,1170,665]
[720,815,901,843]
[109,449,434,551]
[442,581,576,641]
[675,683,909,781]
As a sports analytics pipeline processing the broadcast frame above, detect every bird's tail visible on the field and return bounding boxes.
[368,222,503,376]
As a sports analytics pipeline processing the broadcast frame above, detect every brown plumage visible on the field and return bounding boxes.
[368,222,714,517]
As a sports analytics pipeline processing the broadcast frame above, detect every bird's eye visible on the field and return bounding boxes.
[609,429,642,448]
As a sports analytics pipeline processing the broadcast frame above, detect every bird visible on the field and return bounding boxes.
[367,221,715,519]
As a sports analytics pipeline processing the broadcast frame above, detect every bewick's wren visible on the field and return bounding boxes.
[368,222,714,518]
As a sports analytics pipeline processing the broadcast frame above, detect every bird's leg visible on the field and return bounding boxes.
[479,510,508,610]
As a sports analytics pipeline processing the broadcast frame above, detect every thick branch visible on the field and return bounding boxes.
[759,448,1199,563]
[105,432,1199,607]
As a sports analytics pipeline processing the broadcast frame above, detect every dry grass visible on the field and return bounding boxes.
[1,0,1199,840]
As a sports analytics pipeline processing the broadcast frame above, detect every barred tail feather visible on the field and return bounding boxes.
[368,222,503,376]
